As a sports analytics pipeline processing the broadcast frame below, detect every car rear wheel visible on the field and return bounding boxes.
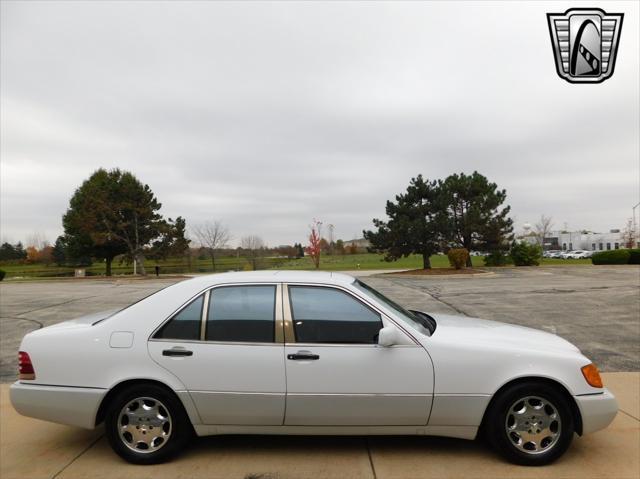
[485,381,574,466]
[105,384,191,464]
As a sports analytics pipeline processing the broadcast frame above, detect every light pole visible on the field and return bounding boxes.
[633,202,640,245]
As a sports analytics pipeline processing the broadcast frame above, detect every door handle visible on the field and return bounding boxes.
[287,352,320,360]
[162,348,193,357]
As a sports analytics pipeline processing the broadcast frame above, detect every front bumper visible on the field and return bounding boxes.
[575,388,618,435]
[10,381,106,429]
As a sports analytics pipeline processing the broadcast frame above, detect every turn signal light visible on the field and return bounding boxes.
[581,363,603,388]
[18,351,35,380]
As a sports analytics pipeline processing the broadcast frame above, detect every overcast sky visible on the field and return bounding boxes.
[1,1,639,247]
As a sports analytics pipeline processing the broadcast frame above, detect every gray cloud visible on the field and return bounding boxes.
[1,1,638,246]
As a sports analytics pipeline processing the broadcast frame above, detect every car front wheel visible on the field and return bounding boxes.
[105,384,191,464]
[485,381,575,466]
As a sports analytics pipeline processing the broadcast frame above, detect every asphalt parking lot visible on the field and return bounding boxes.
[365,265,640,372]
[1,265,638,380]
[0,266,638,479]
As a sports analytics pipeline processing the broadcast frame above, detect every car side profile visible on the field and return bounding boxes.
[10,271,617,466]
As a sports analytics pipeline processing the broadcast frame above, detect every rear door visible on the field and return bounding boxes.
[283,284,433,426]
[148,283,286,425]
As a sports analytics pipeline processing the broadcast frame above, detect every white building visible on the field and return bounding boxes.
[342,238,371,249]
[543,229,633,251]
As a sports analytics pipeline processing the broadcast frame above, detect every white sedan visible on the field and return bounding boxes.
[571,251,594,259]
[10,271,617,466]
[561,250,594,259]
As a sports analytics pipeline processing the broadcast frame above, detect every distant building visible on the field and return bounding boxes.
[342,238,371,249]
[524,229,635,251]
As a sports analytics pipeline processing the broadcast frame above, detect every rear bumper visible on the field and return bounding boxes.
[575,388,618,435]
[10,382,106,429]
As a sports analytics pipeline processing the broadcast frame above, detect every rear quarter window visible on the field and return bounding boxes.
[154,295,203,340]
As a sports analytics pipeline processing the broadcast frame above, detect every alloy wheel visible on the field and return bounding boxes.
[117,396,172,453]
[504,395,562,454]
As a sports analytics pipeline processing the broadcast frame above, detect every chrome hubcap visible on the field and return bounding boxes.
[118,397,172,453]
[505,396,561,454]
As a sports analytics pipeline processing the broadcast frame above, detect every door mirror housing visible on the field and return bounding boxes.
[378,325,399,347]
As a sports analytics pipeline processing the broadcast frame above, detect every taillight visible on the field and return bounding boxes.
[18,351,35,380]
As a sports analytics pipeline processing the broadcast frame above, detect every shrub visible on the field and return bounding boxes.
[510,242,542,266]
[0,269,5,281]
[592,249,631,265]
[484,250,511,266]
[243,262,254,271]
[628,249,640,265]
[447,248,469,269]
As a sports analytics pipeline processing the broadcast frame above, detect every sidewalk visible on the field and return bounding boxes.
[1,373,638,479]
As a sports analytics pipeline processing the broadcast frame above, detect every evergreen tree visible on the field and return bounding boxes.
[0,242,28,261]
[52,236,67,266]
[149,217,191,261]
[364,175,441,269]
[438,171,513,266]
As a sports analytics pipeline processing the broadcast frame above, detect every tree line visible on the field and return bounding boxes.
[0,242,28,262]
[364,171,514,268]
[0,241,61,264]
[3,168,516,275]
[28,168,307,276]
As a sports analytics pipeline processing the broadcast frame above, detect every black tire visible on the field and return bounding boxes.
[105,383,192,464]
[485,381,574,466]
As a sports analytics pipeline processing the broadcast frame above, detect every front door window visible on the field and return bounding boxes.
[288,286,382,344]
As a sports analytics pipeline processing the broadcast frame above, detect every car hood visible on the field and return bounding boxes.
[426,313,581,354]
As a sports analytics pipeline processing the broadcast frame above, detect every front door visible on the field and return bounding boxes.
[148,283,285,425]
[283,284,433,426]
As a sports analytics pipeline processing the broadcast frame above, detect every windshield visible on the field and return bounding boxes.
[352,279,435,336]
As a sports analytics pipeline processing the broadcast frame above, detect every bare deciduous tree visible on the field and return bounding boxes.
[534,215,554,249]
[192,221,231,271]
[241,235,265,270]
[26,231,49,250]
[306,219,322,269]
[621,218,636,248]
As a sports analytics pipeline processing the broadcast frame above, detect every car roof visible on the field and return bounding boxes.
[183,270,356,287]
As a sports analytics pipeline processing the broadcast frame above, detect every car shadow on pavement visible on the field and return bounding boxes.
[179,434,493,479]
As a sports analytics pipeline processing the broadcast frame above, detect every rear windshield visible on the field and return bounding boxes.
[92,283,174,325]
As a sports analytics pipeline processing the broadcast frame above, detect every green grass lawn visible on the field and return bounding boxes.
[273,254,591,270]
[0,253,592,279]
[274,253,479,270]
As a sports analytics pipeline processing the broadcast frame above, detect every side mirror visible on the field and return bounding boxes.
[378,325,398,347]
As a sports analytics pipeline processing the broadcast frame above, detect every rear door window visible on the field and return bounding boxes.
[206,285,276,343]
